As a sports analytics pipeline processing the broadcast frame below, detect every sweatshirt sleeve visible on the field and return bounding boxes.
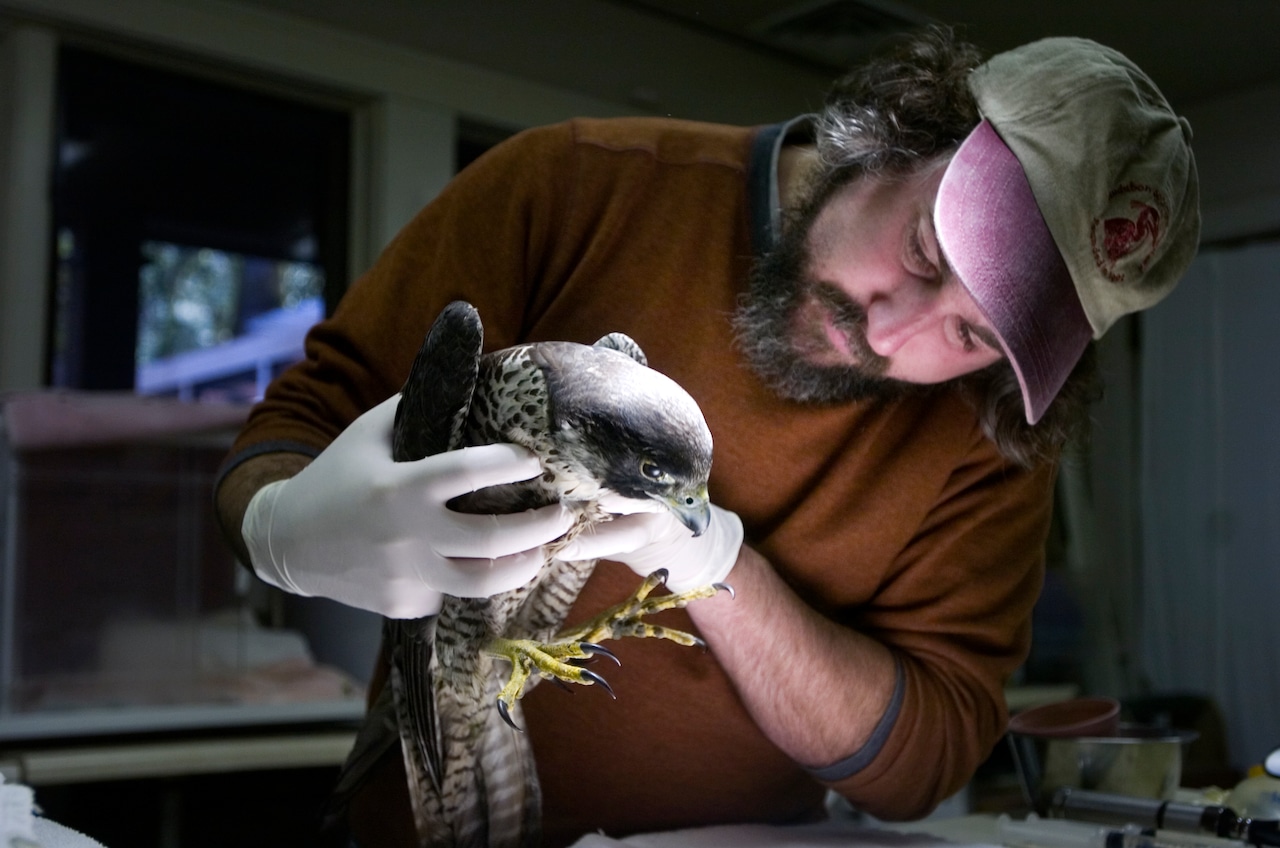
[823,441,1057,819]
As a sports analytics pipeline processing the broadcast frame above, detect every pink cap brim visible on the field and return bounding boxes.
[935,120,1093,425]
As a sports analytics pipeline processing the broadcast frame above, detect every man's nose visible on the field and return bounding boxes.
[863,278,940,357]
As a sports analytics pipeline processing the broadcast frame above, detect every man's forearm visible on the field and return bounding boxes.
[685,544,897,772]
[214,452,312,566]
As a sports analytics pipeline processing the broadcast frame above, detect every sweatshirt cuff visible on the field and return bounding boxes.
[805,654,904,783]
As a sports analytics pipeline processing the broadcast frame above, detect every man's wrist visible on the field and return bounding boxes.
[215,450,312,566]
[240,478,301,594]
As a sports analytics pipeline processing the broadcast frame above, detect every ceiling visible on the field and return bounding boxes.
[234,0,1280,120]
[622,0,1280,107]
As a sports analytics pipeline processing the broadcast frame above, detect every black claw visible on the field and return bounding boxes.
[579,641,621,666]
[651,568,671,586]
[579,669,617,699]
[713,582,736,600]
[691,636,709,653]
[497,699,524,732]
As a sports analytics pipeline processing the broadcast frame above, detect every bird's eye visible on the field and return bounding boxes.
[640,460,664,480]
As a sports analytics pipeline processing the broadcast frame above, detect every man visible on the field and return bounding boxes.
[215,28,1198,846]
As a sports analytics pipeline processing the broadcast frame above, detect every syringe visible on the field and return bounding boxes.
[1050,788,1280,848]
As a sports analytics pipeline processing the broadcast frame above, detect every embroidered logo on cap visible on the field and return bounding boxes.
[1090,183,1168,282]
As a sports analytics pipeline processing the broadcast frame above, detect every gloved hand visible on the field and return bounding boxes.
[241,394,576,619]
[557,499,744,593]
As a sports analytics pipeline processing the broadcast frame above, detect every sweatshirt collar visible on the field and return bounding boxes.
[747,114,815,258]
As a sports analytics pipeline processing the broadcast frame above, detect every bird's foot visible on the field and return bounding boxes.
[483,570,732,730]
[560,568,734,650]
[483,636,621,730]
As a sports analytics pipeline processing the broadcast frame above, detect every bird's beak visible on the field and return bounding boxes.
[659,487,712,537]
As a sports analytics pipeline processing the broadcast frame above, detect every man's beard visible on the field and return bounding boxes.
[733,206,914,405]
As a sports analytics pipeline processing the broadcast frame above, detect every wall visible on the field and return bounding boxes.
[1183,79,1280,243]
[226,0,834,126]
[1140,241,1280,770]
[0,26,53,392]
[0,0,828,391]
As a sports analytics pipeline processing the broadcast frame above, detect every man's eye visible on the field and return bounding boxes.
[906,222,938,278]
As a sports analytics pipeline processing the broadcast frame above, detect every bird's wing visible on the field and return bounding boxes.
[592,331,647,366]
[327,301,484,833]
[390,300,484,796]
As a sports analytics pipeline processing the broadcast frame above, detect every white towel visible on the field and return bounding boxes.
[0,775,106,848]
[0,775,36,847]
[32,819,105,848]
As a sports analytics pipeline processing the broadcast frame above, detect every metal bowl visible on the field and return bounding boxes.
[1008,722,1199,813]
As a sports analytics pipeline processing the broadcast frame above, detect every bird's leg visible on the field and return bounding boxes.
[482,637,620,729]
[481,570,731,729]
[558,568,733,649]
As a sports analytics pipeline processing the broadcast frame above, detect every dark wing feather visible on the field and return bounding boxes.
[394,300,485,461]
[389,300,484,791]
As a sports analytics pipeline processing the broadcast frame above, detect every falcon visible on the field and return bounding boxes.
[329,301,724,847]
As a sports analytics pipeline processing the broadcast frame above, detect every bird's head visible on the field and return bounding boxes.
[624,455,712,537]
[538,344,714,536]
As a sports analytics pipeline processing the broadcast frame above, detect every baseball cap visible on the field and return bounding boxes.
[934,37,1200,424]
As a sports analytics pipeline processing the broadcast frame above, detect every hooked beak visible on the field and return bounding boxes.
[658,487,711,537]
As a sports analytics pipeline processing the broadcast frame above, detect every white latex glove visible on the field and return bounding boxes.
[557,499,744,593]
[241,394,576,619]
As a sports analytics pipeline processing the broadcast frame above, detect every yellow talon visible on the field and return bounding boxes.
[560,569,726,648]
[484,570,731,726]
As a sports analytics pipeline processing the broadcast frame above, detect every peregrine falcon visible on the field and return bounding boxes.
[329,301,723,847]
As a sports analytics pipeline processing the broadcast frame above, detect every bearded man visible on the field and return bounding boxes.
[215,27,1198,847]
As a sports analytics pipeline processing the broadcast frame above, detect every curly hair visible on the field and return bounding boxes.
[812,26,1101,466]
[817,26,983,180]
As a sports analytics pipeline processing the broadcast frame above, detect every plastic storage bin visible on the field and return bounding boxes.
[0,391,364,740]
